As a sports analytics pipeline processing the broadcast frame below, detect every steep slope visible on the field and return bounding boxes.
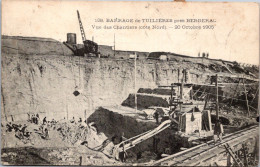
[1,36,258,123]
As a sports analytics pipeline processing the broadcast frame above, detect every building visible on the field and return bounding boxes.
[147,52,168,61]
[176,107,212,134]
[98,45,114,57]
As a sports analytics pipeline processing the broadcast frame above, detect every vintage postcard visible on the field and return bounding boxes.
[1,0,259,166]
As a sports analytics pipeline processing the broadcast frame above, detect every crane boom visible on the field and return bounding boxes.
[77,10,86,42]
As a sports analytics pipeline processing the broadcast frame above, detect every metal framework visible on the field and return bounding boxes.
[77,10,86,42]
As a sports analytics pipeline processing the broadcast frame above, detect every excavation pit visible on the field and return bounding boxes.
[87,107,213,163]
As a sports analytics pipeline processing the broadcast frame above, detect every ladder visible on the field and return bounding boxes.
[224,143,244,167]
[77,10,86,42]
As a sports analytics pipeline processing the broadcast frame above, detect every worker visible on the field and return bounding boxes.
[78,117,82,123]
[81,141,88,147]
[6,122,13,132]
[44,128,49,140]
[111,135,117,144]
[156,152,163,160]
[35,114,39,125]
[119,144,127,162]
[122,149,127,162]
[214,119,223,144]
[51,119,55,126]
[154,111,159,124]
[27,113,31,122]
[70,117,75,123]
[31,114,35,124]
[43,117,47,125]
[153,136,160,153]
[210,76,216,84]
[12,124,21,132]
[119,132,127,143]
[136,151,142,161]
[79,156,82,166]
[21,124,27,135]
[15,129,24,140]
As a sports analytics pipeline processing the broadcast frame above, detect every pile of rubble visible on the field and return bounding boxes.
[55,121,107,148]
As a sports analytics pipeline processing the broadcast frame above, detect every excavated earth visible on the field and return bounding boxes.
[1,35,259,165]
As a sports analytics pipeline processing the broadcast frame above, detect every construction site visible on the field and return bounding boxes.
[1,10,259,166]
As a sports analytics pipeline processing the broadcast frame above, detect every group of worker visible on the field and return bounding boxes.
[39,124,49,140]
[6,122,31,142]
[28,113,40,124]
[70,117,87,124]
[6,113,55,142]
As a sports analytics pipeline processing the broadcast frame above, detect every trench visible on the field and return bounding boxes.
[87,107,189,163]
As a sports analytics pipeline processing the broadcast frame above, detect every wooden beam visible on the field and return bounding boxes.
[242,78,250,117]
[159,83,226,88]
[227,153,231,166]
[207,110,212,131]
[171,83,174,102]
[215,74,219,120]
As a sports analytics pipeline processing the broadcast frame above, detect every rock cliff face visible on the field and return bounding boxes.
[1,36,258,122]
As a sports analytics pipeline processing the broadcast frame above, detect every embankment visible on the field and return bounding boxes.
[1,35,258,123]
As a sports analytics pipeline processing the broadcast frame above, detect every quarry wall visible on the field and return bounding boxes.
[1,36,258,123]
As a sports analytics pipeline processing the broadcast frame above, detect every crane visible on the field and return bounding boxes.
[77,10,86,42]
[77,10,98,56]
[63,10,99,56]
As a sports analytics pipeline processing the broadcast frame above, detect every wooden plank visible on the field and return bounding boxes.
[177,149,226,166]
[242,144,248,167]
[166,129,258,166]
[176,151,199,159]
[215,74,219,120]
[151,126,258,166]
[227,154,232,166]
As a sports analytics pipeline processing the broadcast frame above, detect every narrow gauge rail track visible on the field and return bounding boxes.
[150,125,259,166]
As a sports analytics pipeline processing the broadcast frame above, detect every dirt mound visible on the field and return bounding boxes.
[211,114,230,125]
[211,112,257,129]
[221,83,259,110]
[121,94,169,110]
[138,88,173,95]
[54,121,107,148]
[87,107,156,141]
[1,146,118,166]
[2,35,73,56]
[1,147,51,165]
[1,119,118,165]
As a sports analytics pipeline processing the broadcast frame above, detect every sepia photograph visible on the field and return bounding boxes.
[1,1,259,166]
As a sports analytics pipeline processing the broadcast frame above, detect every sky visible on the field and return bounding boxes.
[2,1,259,65]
